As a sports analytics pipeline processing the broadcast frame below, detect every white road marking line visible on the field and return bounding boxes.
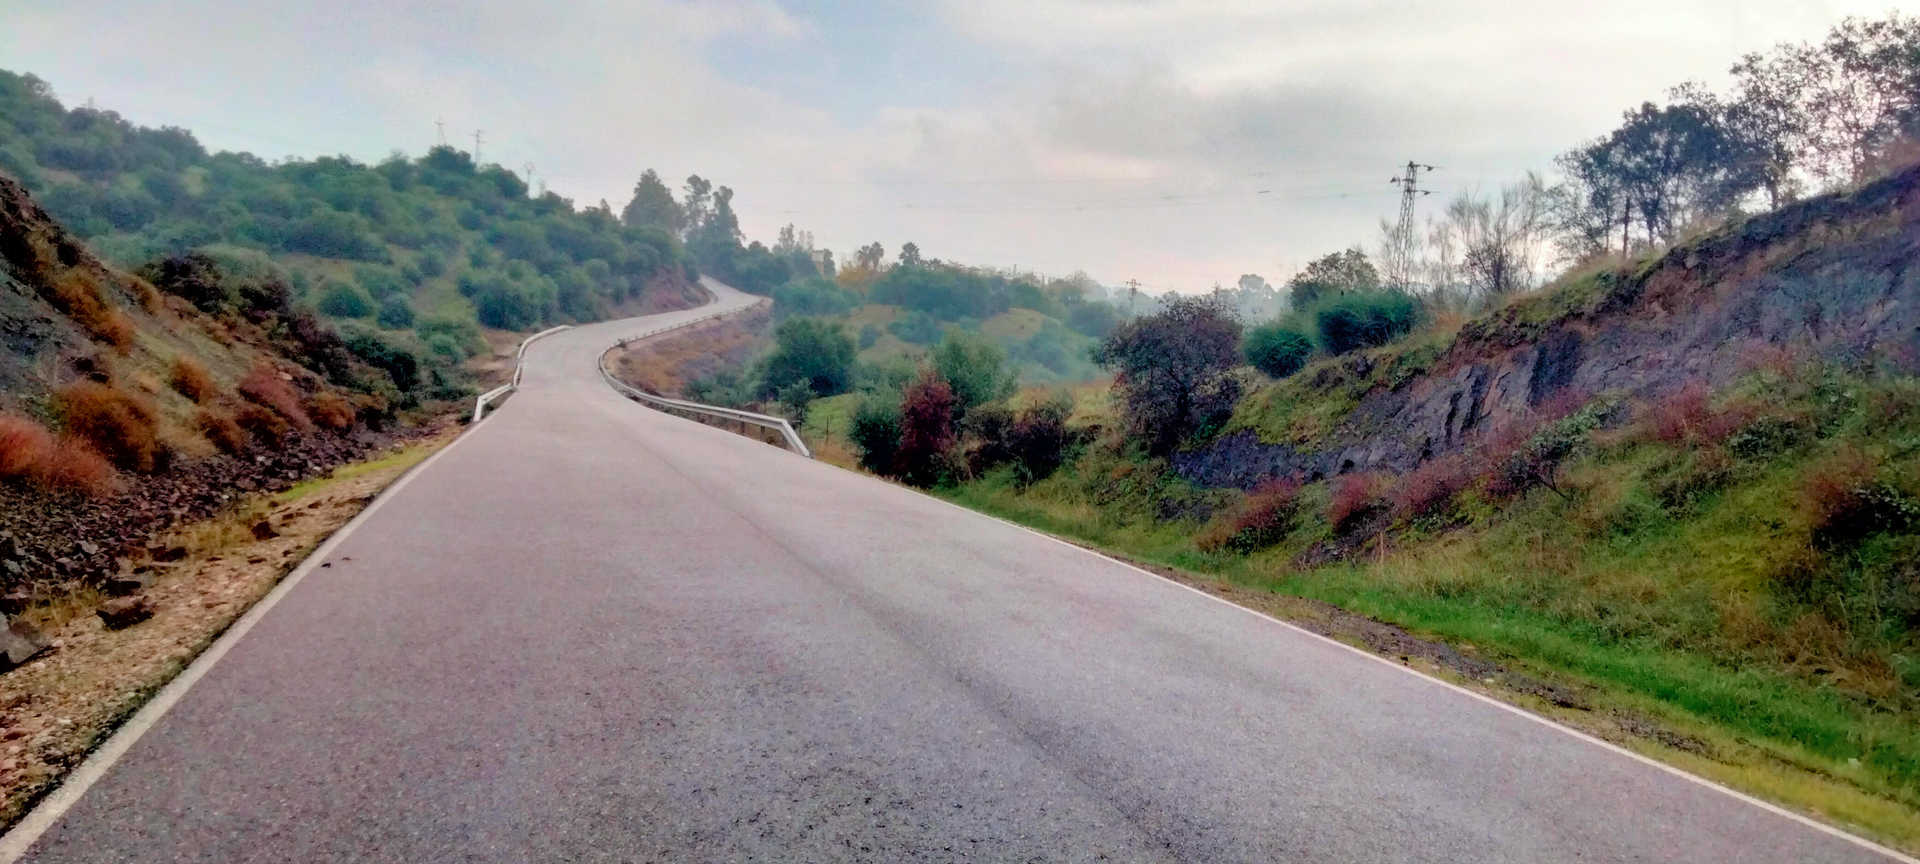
[0,432,478,863]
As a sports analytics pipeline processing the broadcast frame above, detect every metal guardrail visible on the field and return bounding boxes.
[471,325,573,423]
[593,300,812,459]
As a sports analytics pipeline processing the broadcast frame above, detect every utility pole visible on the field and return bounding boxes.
[523,162,536,197]
[1388,160,1434,288]
[473,129,484,163]
[1125,278,1142,317]
[435,118,446,148]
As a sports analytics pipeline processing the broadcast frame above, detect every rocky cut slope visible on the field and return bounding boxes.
[0,172,399,607]
[1183,163,1920,487]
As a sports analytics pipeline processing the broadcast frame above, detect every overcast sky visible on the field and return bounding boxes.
[2,0,1904,291]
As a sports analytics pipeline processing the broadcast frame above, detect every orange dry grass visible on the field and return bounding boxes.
[49,272,134,351]
[0,412,119,497]
[194,409,247,454]
[237,365,312,431]
[306,392,355,432]
[54,381,161,473]
[169,356,216,403]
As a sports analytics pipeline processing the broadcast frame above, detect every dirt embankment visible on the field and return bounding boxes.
[610,302,771,397]
[1178,162,1920,488]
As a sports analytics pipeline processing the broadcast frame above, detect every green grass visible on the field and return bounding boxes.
[930,361,1920,849]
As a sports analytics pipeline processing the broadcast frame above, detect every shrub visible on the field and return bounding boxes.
[1648,445,1735,512]
[1392,454,1474,521]
[169,356,215,403]
[1311,290,1419,354]
[1198,479,1301,553]
[315,280,375,318]
[858,323,881,349]
[932,332,1013,419]
[474,282,539,329]
[307,391,356,432]
[40,436,119,497]
[1644,382,1711,443]
[0,413,55,482]
[1007,396,1073,484]
[54,381,161,472]
[1489,399,1610,500]
[1328,472,1388,534]
[1802,448,1918,551]
[1094,296,1243,456]
[849,396,902,476]
[896,371,958,487]
[237,365,314,431]
[195,408,247,454]
[1727,414,1808,460]
[376,295,415,329]
[762,317,855,399]
[50,271,134,350]
[1244,322,1315,378]
[233,402,290,446]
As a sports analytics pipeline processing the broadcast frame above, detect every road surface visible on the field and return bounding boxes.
[4,279,1904,862]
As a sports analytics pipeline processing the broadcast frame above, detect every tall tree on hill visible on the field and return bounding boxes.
[854,242,885,271]
[621,169,684,234]
[898,241,922,268]
[1286,249,1378,311]
[681,174,713,236]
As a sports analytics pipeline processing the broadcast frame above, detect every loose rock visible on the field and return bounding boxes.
[96,596,153,630]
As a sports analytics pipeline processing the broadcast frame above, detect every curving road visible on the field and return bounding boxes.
[3,279,1906,863]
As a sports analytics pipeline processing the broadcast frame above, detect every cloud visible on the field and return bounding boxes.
[2,0,1908,291]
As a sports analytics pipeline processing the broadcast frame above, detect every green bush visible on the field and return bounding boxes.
[376,295,415,329]
[474,282,539,330]
[1244,322,1315,377]
[1312,290,1419,354]
[315,280,374,318]
[762,317,855,398]
[850,396,902,475]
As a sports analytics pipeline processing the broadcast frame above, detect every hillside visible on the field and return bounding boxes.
[0,170,405,606]
[0,70,702,376]
[887,167,1920,844]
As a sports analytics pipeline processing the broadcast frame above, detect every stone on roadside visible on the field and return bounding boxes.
[250,519,278,541]
[103,572,148,596]
[1,613,50,672]
[97,596,153,630]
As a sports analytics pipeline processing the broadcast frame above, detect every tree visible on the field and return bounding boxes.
[621,169,684,234]
[376,295,415,329]
[1093,296,1242,455]
[761,317,854,398]
[931,332,1013,419]
[854,242,885,271]
[682,174,713,234]
[316,280,374,318]
[898,241,922,268]
[1554,101,1743,256]
[1444,174,1549,301]
[1286,249,1378,310]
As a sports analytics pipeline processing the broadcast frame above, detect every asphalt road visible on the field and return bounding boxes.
[5,279,1904,862]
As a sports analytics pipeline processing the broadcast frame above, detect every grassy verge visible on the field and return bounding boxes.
[0,431,450,830]
[939,475,1920,852]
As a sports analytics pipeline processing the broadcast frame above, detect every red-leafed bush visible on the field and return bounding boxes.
[49,272,135,351]
[1802,446,1917,549]
[54,381,161,473]
[1392,454,1474,521]
[896,370,958,488]
[1328,472,1389,534]
[237,365,312,431]
[1198,478,1301,553]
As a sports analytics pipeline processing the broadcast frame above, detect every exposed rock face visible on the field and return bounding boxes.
[1178,163,1920,489]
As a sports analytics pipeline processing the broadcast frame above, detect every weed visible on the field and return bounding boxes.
[1328,472,1388,534]
[233,403,290,446]
[48,271,134,351]
[1392,453,1475,522]
[1198,478,1301,553]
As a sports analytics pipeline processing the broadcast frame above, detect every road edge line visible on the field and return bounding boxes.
[0,431,477,862]
[904,489,1920,863]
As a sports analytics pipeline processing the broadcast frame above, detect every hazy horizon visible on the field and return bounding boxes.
[3,0,1904,290]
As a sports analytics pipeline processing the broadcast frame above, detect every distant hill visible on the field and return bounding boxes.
[0,69,703,366]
